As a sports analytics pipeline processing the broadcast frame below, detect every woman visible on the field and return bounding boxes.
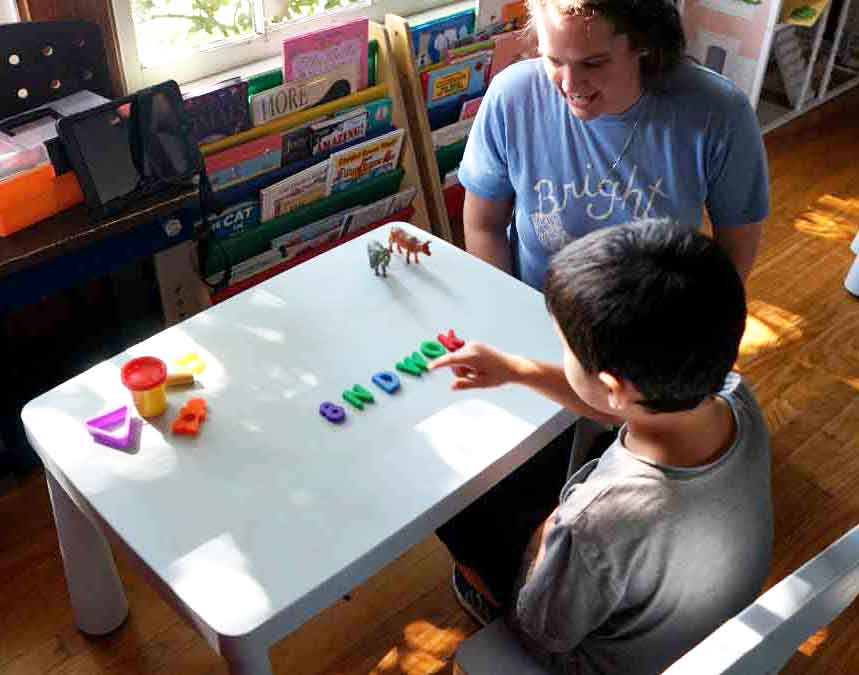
[458,0,769,288]
[439,0,770,628]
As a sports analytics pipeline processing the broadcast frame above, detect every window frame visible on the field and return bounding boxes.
[112,0,459,92]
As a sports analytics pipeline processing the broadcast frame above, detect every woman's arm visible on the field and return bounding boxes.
[463,189,515,274]
[713,221,763,284]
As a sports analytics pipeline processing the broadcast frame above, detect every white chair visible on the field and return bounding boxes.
[454,524,859,675]
[454,619,550,675]
[846,228,859,296]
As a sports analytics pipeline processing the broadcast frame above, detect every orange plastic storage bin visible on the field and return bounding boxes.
[0,166,84,237]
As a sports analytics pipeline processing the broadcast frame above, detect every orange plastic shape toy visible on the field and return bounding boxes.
[171,398,208,436]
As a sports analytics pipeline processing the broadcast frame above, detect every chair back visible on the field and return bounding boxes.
[665,524,859,674]
[0,20,113,120]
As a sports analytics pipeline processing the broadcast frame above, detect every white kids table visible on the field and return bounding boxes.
[21,223,574,674]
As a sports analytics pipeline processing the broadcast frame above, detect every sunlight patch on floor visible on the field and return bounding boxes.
[373,646,399,672]
[799,627,830,656]
[740,301,804,358]
[793,194,859,241]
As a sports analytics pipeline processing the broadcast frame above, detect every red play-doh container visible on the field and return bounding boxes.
[121,356,168,417]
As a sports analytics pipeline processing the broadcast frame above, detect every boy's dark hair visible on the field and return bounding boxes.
[526,0,687,90]
[544,221,746,413]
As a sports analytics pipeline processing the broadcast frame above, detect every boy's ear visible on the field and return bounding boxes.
[598,372,636,411]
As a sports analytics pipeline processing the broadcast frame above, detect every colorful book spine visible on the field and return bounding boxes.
[205,133,282,191]
[282,17,369,89]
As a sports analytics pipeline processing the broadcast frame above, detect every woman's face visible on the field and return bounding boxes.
[532,4,645,120]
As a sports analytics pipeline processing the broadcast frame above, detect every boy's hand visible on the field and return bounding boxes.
[428,341,524,390]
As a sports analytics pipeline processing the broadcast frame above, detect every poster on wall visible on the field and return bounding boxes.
[681,0,783,108]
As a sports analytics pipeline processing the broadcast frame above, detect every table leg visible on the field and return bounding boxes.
[46,471,129,635]
[224,648,275,675]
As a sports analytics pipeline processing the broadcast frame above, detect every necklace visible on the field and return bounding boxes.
[581,94,648,192]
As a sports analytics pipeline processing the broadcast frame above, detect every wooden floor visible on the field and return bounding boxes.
[2,89,858,675]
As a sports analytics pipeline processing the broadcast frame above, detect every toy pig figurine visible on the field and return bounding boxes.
[388,227,431,264]
[368,240,392,276]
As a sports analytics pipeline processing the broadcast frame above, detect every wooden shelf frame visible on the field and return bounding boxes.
[384,13,455,243]
[153,20,438,324]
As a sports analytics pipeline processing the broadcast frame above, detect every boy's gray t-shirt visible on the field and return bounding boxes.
[512,373,773,674]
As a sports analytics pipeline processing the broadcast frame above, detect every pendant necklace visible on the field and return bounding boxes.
[582,94,649,193]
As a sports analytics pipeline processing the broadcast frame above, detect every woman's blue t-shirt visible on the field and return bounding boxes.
[458,59,770,290]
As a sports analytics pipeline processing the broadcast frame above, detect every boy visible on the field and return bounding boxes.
[429,221,773,674]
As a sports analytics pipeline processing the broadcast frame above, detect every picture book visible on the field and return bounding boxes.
[183,80,251,146]
[476,0,526,31]
[347,195,394,230]
[202,199,261,240]
[282,17,368,89]
[443,168,461,188]
[431,118,474,149]
[260,160,329,222]
[448,46,494,71]
[389,186,417,213]
[281,124,314,164]
[205,133,282,191]
[310,108,368,156]
[476,0,507,30]
[271,215,345,262]
[353,97,394,136]
[459,96,483,120]
[250,64,359,126]
[423,53,491,109]
[489,29,536,82]
[271,212,345,252]
[214,248,287,287]
[325,128,405,194]
[246,68,283,99]
[447,40,495,62]
[410,3,476,68]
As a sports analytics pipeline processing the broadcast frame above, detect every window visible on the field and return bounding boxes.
[111,0,458,92]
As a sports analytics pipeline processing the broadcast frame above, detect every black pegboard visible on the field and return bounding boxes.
[0,20,113,120]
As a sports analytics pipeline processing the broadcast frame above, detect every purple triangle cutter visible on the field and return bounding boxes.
[85,405,141,449]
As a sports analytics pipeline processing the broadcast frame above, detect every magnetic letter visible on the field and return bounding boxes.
[372,371,401,394]
[320,402,346,423]
[348,384,375,403]
[438,329,465,351]
[396,353,424,376]
[420,340,447,359]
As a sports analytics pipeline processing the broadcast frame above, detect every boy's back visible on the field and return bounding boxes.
[514,374,773,674]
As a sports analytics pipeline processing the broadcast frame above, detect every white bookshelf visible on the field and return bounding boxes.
[759,0,859,131]
[681,0,859,133]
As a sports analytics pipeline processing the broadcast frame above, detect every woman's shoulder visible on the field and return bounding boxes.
[656,60,752,115]
[485,58,549,101]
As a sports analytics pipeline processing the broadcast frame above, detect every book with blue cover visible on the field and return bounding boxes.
[423,52,491,110]
[410,3,476,67]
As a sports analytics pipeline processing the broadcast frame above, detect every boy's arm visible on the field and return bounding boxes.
[508,506,621,656]
[428,342,624,427]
